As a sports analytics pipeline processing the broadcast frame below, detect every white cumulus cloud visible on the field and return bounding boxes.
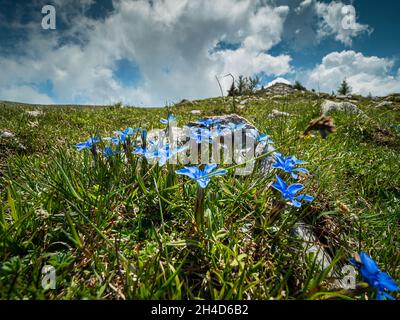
[303,50,400,96]
[315,1,372,46]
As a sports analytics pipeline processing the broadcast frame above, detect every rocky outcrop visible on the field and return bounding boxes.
[321,100,363,116]
[176,99,193,106]
[375,101,393,108]
[260,83,296,95]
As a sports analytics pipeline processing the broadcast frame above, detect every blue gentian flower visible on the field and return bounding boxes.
[134,140,163,158]
[104,128,140,145]
[248,129,274,144]
[213,125,228,136]
[75,136,101,151]
[271,175,314,208]
[151,142,186,166]
[133,146,152,158]
[176,164,228,188]
[186,126,227,147]
[158,144,187,166]
[102,146,121,158]
[256,134,274,144]
[272,153,309,179]
[134,140,186,166]
[160,114,176,125]
[107,127,140,145]
[224,122,246,132]
[115,127,140,136]
[350,252,399,300]
[188,128,214,144]
[195,118,220,127]
[105,135,128,145]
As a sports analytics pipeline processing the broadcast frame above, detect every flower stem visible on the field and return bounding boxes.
[194,186,205,233]
[166,164,176,188]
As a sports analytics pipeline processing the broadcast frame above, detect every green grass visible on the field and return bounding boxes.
[0,92,399,300]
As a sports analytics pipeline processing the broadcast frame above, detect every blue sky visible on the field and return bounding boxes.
[0,0,399,106]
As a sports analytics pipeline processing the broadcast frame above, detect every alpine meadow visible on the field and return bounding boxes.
[1,0,400,302]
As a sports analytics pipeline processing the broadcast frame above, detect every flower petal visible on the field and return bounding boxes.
[203,163,218,174]
[349,258,358,267]
[158,156,168,166]
[197,177,210,189]
[381,291,396,300]
[295,194,314,202]
[378,272,400,291]
[376,291,385,300]
[287,183,305,195]
[272,163,284,170]
[271,183,284,194]
[75,143,88,150]
[292,167,309,174]
[133,147,145,155]
[360,252,380,274]
[175,167,199,180]
[275,175,287,190]
[291,172,299,179]
[291,200,302,208]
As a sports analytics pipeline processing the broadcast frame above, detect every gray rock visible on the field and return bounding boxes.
[321,100,363,116]
[291,222,346,289]
[291,222,333,272]
[26,110,43,117]
[268,109,291,118]
[257,142,275,175]
[0,130,15,138]
[375,101,393,108]
[190,110,202,115]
